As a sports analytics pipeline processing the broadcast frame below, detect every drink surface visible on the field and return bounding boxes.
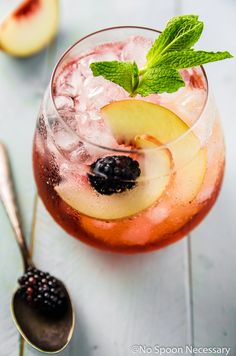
[33,34,225,253]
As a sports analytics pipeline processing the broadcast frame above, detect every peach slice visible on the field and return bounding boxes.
[102,100,207,204]
[0,0,59,57]
[55,148,172,220]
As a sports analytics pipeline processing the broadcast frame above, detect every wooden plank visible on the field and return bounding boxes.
[23,1,194,355]
[0,45,49,356]
[24,201,192,356]
[181,0,236,350]
[0,203,21,356]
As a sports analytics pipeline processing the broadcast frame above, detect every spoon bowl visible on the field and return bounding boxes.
[12,283,75,353]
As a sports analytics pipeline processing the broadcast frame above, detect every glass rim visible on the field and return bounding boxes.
[50,25,209,154]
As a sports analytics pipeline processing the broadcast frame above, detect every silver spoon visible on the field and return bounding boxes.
[0,142,75,354]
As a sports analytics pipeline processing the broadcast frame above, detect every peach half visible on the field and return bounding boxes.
[0,0,59,57]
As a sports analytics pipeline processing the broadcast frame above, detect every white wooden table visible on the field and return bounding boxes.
[0,1,235,355]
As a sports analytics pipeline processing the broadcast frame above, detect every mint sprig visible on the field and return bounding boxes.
[154,50,232,69]
[90,61,139,94]
[136,67,185,96]
[90,15,233,97]
[146,15,204,67]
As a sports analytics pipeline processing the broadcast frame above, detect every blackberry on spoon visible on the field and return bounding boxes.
[18,266,68,316]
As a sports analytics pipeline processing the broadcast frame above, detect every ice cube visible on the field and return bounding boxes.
[74,93,88,112]
[82,76,127,110]
[54,128,79,152]
[146,203,170,223]
[121,36,152,67]
[78,54,98,78]
[69,142,95,165]
[159,86,206,124]
[56,65,83,97]
[87,85,104,99]
[54,95,75,110]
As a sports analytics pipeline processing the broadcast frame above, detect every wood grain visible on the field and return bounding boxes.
[0,46,50,356]
[181,0,236,350]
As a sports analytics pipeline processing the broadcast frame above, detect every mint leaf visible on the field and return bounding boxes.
[136,67,185,96]
[89,15,233,97]
[146,15,203,67]
[90,61,139,94]
[155,50,233,69]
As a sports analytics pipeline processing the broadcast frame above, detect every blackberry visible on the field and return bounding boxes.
[88,155,141,195]
[17,266,67,316]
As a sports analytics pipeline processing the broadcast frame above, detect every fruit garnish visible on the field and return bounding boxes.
[55,141,171,220]
[55,100,207,220]
[135,134,162,148]
[88,155,141,195]
[101,99,207,202]
[17,266,68,316]
[55,155,171,220]
[0,0,59,57]
[102,100,201,165]
[90,15,232,96]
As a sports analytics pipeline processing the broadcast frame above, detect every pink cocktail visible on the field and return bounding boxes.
[33,27,225,253]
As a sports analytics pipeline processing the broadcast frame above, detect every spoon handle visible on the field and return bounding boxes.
[0,142,32,270]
